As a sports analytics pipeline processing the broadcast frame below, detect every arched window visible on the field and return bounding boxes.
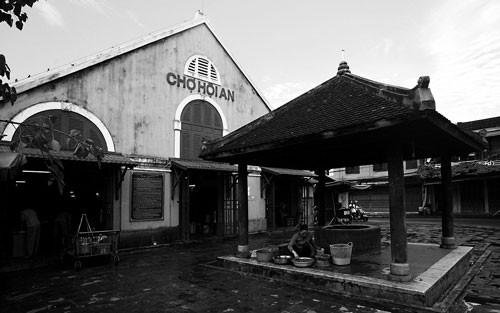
[12,109,107,152]
[184,55,221,85]
[180,100,222,159]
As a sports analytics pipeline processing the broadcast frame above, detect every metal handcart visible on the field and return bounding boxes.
[65,214,120,270]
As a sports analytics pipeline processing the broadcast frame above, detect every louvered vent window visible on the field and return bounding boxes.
[184,55,221,85]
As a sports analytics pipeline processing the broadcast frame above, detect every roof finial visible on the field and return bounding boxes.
[194,9,204,19]
[194,0,205,18]
[337,50,350,75]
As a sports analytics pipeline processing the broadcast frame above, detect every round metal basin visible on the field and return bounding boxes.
[314,224,381,257]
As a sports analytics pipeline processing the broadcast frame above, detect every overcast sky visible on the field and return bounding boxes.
[2,0,499,123]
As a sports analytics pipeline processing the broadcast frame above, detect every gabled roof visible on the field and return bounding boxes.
[8,14,271,111]
[200,62,485,170]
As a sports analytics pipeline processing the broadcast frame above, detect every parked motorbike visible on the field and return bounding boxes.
[352,206,369,222]
[349,202,368,222]
[328,207,352,225]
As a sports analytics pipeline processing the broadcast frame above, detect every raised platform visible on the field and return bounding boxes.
[210,242,481,312]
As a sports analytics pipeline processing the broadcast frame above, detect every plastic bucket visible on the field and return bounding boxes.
[329,242,353,265]
[256,247,279,262]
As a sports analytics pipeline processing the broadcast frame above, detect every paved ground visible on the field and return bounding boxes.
[1,220,499,313]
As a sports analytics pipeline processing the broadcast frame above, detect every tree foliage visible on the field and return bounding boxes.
[1,1,105,195]
[1,0,39,105]
[2,117,105,194]
[0,0,37,30]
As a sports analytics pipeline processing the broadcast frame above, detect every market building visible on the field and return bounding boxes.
[0,13,315,263]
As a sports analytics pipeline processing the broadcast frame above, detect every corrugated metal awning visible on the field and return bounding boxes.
[0,144,137,166]
[261,167,317,177]
[0,152,27,181]
[170,158,237,172]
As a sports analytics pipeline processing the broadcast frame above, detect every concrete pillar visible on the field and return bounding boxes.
[387,144,411,281]
[315,169,326,226]
[440,154,456,249]
[237,163,250,258]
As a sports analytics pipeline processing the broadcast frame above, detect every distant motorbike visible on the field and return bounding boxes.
[351,206,369,222]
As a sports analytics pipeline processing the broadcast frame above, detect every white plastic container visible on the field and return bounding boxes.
[330,242,353,265]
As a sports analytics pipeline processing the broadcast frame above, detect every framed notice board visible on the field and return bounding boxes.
[131,172,164,221]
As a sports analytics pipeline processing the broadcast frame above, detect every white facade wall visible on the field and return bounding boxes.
[0,21,271,240]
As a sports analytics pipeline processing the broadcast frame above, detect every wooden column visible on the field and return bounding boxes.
[315,169,326,226]
[216,175,224,236]
[271,180,276,231]
[237,163,250,257]
[440,154,456,249]
[387,144,411,281]
[0,181,13,260]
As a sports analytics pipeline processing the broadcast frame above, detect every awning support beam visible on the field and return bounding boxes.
[115,166,131,200]
[171,167,185,200]
[260,172,274,198]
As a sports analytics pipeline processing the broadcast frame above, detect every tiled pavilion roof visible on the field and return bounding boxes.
[201,63,485,170]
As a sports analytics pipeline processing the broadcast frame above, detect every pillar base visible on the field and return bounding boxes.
[440,236,457,249]
[388,262,412,282]
[388,273,412,282]
[236,245,250,258]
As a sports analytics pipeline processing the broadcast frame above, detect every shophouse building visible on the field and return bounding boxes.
[328,161,423,213]
[328,116,500,216]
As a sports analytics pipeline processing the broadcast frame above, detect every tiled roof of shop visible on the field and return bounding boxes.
[170,158,237,172]
[457,116,500,131]
[0,144,137,166]
[261,167,317,177]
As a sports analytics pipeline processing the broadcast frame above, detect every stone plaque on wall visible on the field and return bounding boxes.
[131,173,164,221]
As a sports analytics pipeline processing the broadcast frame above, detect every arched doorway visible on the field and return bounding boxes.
[177,100,234,239]
[9,109,114,258]
[180,99,223,160]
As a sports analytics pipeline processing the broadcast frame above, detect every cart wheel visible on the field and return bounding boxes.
[74,261,82,271]
[113,255,120,265]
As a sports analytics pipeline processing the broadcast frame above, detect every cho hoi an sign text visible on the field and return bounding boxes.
[131,173,164,221]
[166,72,235,102]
